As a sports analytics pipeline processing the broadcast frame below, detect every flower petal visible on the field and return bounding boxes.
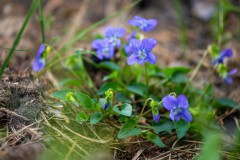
[224,77,233,84]
[105,45,115,59]
[115,27,126,37]
[228,68,238,76]
[181,109,192,122]
[143,19,157,32]
[92,39,102,49]
[137,58,148,65]
[134,16,144,21]
[36,44,45,58]
[147,19,158,28]
[96,51,103,60]
[128,19,142,26]
[129,39,141,54]
[177,94,189,109]
[32,58,45,72]
[115,39,121,48]
[127,54,138,65]
[148,52,156,64]
[142,38,157,52]
[169,110,181,121]
[126,31,137,41]
[220,48,233,58]
[163,95,177,110]
[169,110,175,121]
[104,26,114,38]
[153,113,160,123]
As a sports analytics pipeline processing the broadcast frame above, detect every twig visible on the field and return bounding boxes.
[190,49,209,81]
[61,124,109,144]
[64,141,76,160]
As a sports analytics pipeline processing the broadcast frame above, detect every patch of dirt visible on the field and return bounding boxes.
[0,70,43,119]
[0,71,43,160]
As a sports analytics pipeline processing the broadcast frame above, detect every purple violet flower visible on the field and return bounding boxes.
[223,68,238,84]
[127,38,157,65]
[124,31,137,55]
[128,16,157,32]
[104,26,126,48]
[152,112,160,123]
[163,95,192,122]
[32,44,46,72]
[92,39,115,60]
[102,103,108,110]
[213,48,233,65]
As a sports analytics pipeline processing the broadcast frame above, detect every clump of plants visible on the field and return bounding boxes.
[32,15,238,151]
[1,0,239,159]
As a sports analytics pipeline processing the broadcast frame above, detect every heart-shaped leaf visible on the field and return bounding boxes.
[174,119,190,139]
[76,112,89,123]
[146,131,165,147]
[90,112,103,124]
[118,119,141,139]
[113,103,132,117]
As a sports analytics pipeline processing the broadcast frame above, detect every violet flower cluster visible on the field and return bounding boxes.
[212,48,238,84]
[126,16,158,65]
[92,27,126,60]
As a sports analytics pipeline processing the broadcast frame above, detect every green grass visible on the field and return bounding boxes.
[0,0,39,78]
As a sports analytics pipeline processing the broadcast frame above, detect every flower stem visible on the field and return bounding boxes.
[140,98,153,116]
[144,63,149,96]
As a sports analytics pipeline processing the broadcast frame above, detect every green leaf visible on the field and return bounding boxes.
[98,61,120,71]
[153,121,174,134]
[97,82,119,95]
[59,78,81,87]
[146,132,165,147]
[115,93,131,103]
[76,112,89,123]
[172,73,188,83]
[127,83,147,97]
[90,113,103,124]
[174,120,190,139]
[216,98,238,109]
[162,67,191,78]
[103,71,118,81]
[51,89,74,100]
[118,119,141,139]
[99,98,106,109]
[75,92,94,109]
[113,103,132,117]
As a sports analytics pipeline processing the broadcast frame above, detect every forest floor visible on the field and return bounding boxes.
[0,0,240,159]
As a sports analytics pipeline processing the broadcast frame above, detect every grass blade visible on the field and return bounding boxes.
[39,0,46,43]
[0,0,39,78]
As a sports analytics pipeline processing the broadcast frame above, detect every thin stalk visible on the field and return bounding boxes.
[1,47,34,53]
[141,109,152,117]
[144,63,149,96]
[39,0,45,43]
[183,48,209,93]
[190,49,209,81]
[0,0,39,78]
[140,98,153,116]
